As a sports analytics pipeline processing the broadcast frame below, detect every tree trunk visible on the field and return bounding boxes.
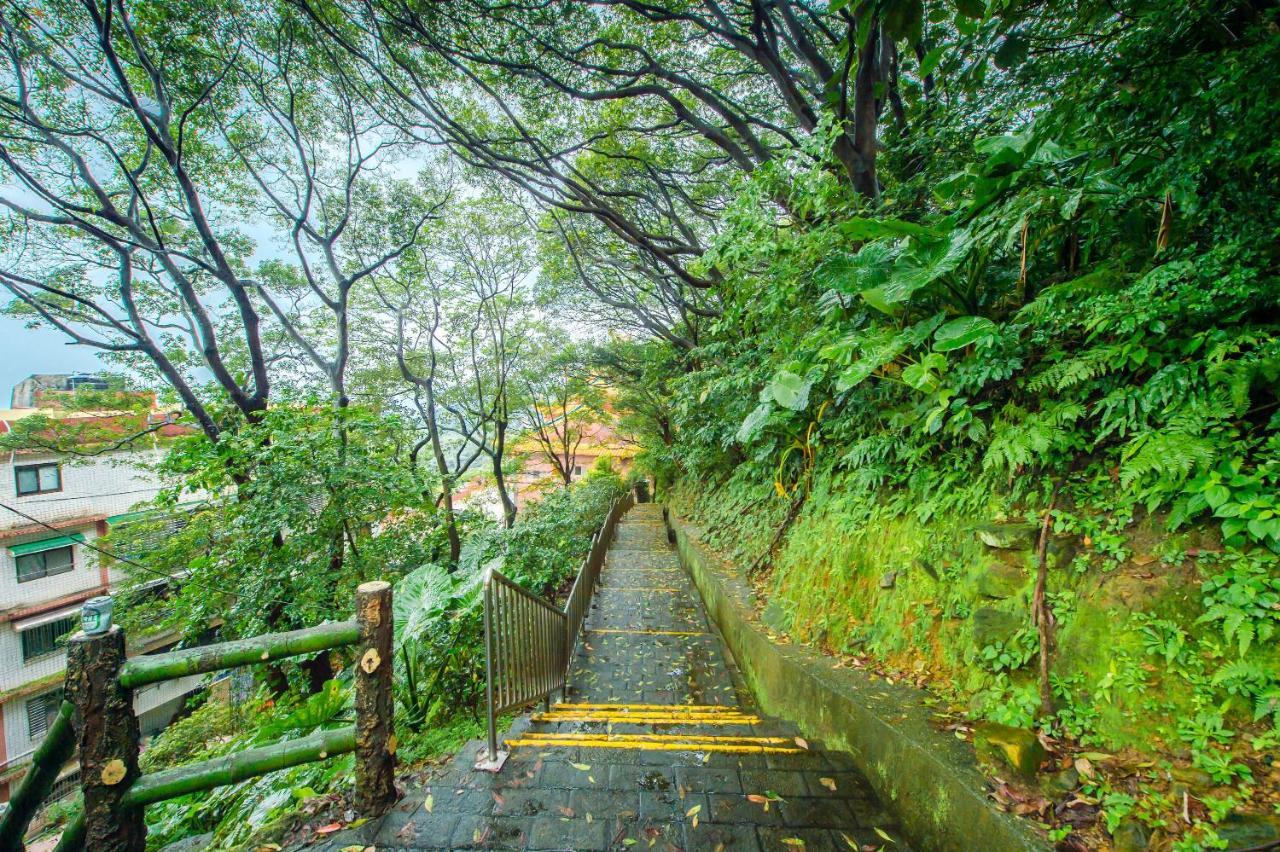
[491,418,517,528]
[1033,496,1058,718]
[66,626,145,852]
[849,14,882,198]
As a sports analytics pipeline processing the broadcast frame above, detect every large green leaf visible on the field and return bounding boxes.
[769,372,812,409]
[765,370,812,410]
[736,401,774,443]
[902,353,947,392]
[815,242,896,294]
[934,316,997,351]
[392,563,454,643]
[859,230,975,315]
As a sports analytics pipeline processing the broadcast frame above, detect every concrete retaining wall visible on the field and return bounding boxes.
[665,509,1049,852]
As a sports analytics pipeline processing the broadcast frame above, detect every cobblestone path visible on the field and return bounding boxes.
[316,503,908,851]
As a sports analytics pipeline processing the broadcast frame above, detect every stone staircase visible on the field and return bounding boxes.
[313,503,909,851]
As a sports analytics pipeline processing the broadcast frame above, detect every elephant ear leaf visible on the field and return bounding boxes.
[392,564,453,643]
[934,316,997,351]
[765,370,812,411]
[736,402,774,443]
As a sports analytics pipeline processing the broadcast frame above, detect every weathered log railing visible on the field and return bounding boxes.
[476,493,633,770]
[0,702,77,852]
[1,580,395,852]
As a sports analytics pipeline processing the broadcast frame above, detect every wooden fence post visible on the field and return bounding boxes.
[354,580,396,815]
[65,625,145,852]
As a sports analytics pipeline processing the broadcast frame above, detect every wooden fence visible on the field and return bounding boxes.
[0,581,395,852]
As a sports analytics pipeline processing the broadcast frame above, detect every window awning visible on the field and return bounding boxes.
[9,533,85,557]
[107,502,205,526]
[13,605,81,632]
[106,509,151,525]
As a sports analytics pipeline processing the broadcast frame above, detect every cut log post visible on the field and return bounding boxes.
[0,700,76,852]
[354,580,396,815]
[65,626,145,852]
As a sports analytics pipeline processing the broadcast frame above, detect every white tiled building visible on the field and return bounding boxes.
[0,376,203,803]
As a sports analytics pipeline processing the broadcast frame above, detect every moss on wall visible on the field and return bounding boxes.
[669,468,1232,748]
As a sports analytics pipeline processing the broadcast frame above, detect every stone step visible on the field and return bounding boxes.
[307,502,910,852]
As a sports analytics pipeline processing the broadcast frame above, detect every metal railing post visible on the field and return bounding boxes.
[476,568,507,771]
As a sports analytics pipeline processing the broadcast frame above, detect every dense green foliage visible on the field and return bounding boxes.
[5,0,1278,847]
[613,2,1280,847]
[110,404,442,643]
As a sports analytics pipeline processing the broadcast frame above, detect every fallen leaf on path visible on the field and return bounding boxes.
[315,823,343,835]
[819,777,838,792]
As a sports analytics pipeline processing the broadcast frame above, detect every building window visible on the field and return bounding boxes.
[21,616,78,661]
[573,466,583,476]
[15,463,61,496]
[27,688,64,739]
[15,545,75,583]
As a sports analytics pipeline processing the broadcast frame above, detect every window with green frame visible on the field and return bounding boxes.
[15,545,75,583]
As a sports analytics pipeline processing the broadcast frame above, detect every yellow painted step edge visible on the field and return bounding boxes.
[505,738,803,754]
[515,732,789,743]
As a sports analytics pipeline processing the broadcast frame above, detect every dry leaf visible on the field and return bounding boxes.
[819,777,838,792]
[572,762,591,771]
[424,794,434,813]
[794,736,809,749]
[315,823,343,835]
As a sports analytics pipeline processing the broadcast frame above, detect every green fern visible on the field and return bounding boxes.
[983,401,1085,472]
[1119,429,1217,493]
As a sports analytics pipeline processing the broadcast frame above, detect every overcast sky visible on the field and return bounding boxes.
[0,314,106,407]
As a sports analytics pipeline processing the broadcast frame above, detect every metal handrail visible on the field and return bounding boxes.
[479,569,567,770]
[476,493,635,771]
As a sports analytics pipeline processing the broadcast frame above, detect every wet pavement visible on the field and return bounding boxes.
[312,503,908,851]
